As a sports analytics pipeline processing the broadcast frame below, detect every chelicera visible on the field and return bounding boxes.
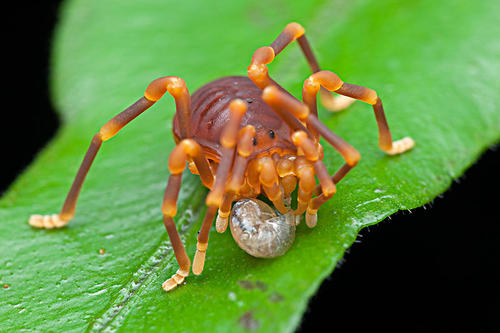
[29,23,414,292]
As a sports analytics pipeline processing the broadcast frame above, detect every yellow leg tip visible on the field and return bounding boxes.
[162,278,178,292]
[192,250,206,275]
[29,214,68,229]
[172,274,185,284]
[305,212,318,228]
[385,137,415,155]
[320,91,356,112]
[162,268,189,292]
[215,215,229,233]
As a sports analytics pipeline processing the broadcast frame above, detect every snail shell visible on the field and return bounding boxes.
[230,198,296,258]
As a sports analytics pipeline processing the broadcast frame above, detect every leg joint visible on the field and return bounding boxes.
[144,76,187,102]
[285,22,305,39]
[305,71,343,93]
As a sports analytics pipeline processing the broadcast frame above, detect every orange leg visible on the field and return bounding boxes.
[248,22,354,111]
[215,193,237,233]
[29,76,215,229]
[303,71,415,155]
[193,99,248,275]
[306,163,355,226]
[161,138,209,292]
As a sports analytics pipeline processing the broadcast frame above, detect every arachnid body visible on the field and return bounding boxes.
[29,23,414,292]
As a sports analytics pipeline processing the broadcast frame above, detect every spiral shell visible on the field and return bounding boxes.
[230,198,295,258]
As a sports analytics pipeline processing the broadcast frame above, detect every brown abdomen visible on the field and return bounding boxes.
[173,76,295,161]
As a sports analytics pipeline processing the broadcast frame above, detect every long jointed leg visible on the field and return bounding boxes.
[303,71,415,154]
[29,76,200,229]
[193,99,248,275]
[161,139,211,291]
[262,85,361,226]
[248,22,354,111]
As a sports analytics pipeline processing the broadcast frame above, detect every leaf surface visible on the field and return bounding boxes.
[1,0,499,332]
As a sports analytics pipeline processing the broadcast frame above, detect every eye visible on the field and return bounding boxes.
[268,130,275,139]
[252,137,257,146]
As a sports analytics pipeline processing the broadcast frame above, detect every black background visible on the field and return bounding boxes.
[2,2,498,332]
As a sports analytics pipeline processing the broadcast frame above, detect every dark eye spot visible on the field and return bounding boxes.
[246,98,253,103]
[252,137,257,146]
[268,130,275,139]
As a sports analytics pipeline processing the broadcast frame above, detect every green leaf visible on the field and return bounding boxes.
[1,0,499,331]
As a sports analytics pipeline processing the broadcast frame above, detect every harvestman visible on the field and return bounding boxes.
[30,23,414,292]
